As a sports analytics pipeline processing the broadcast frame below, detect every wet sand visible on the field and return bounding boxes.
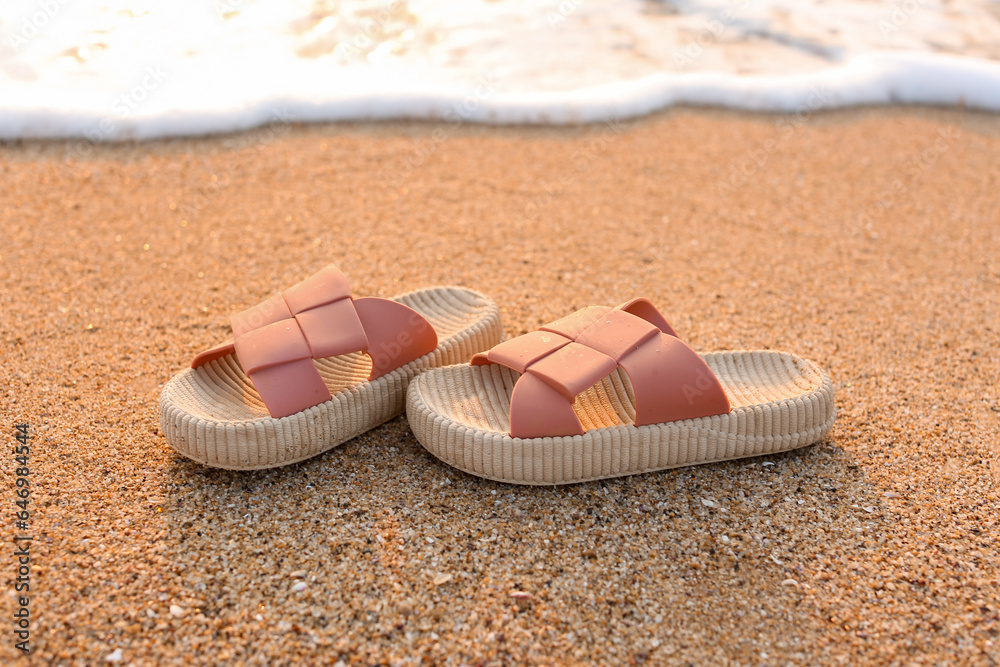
[1,106,999,665]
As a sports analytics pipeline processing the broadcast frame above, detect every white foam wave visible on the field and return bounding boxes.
[1,0,999,140]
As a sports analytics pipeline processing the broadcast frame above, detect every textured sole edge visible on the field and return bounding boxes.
[159,287,503,470]
[405,352,836,486]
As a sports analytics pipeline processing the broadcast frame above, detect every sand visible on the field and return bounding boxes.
[1,106,999,665]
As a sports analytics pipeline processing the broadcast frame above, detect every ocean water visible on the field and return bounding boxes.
[2,0,999,139]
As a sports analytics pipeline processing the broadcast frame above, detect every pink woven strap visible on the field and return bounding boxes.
[191,265,437,418]
[472,299,729,438]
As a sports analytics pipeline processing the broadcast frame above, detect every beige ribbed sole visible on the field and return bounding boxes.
[160,287,503,470]
[406,350,836,485]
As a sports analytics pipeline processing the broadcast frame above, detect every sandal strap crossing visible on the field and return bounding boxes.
[191,265,437,418]
[471,299,729,438]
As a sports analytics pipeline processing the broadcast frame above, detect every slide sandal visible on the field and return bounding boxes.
[406,298,835,485]
[159,265,502,470]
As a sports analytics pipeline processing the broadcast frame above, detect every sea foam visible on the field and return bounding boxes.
[1,0,999,140]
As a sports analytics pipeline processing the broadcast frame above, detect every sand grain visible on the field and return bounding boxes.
[1,107,998,665]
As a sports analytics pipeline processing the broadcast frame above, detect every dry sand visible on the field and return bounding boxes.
[1,107,998,665]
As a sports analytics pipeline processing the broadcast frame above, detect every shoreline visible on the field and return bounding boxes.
[8,48,1000,142]
[3,104,1000,151]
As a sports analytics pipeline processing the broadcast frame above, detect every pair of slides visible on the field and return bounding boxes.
[159,265,836,484]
